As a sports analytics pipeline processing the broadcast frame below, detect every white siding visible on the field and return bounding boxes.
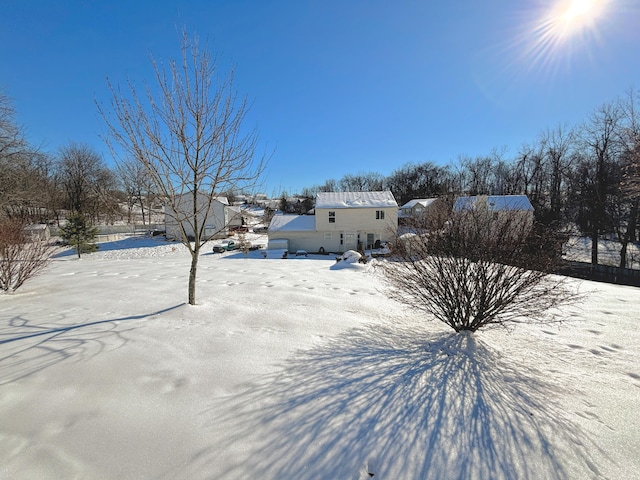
[165,194,228,241]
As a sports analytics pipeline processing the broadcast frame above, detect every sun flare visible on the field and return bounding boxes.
[564,0,596,21]
[551,0,606,38]
[519,0,610,69]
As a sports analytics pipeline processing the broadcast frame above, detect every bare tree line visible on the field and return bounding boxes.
[0,94,157,227]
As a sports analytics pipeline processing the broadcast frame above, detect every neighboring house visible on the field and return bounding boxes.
[226,205,244,229]
[165,194,236,241]
[252,193,268,204]
[268,191,398,253]
[23,224,51,242]
[453,195,534,229]
[398,198,442,223]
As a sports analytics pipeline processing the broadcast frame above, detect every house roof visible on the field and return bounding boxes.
[400,198,438,209]
[173,193,229,206]
[268,214,316,232]
[315,191,397,209]
[24,224,49,231]
[454,195,533,212]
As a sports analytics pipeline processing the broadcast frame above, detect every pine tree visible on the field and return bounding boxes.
[60,213,99,258]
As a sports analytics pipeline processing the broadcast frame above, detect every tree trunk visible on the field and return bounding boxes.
[619,240,628,269]
[591,228,599,266]
[188,250,198,305]
[619,199,639,269]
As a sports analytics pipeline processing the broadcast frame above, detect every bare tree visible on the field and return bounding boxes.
[614,89,640,265]
[376,207,575,332]
[317,178,338,193]
[572,103,624,266]
[99,32,265,305]
[338,171,385,192]
[117,158,157,226]
[0,90,26,162]
[538,125,576,225]
[57,142,118,222]
[386,162,452,205]
[0,91,52,221]
[0,217,53,292]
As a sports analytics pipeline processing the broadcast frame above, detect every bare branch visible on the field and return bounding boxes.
[0,218,53,292]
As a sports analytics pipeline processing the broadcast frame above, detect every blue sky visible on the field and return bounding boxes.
[1,0,639,196]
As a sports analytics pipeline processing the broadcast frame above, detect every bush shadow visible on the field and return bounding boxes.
[207,324,605,480]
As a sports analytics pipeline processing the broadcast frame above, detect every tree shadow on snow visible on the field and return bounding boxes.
[0,304,183,386]
[52,235,174,258]
[205,324,606,480]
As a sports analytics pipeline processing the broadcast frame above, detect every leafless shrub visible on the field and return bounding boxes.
[0,218,53,292]
[376,208,577,332]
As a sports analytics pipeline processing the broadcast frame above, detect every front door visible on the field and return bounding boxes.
[367,233,375,249]
[344,232,356,250]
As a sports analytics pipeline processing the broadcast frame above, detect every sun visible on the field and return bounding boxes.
[564,0,597,22]
[518,0,610,68]
[550,0,607,39]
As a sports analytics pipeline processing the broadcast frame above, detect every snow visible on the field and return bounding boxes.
[315,191,398,209]
[267,214,315,232]
[1,235,639,479]
[336,249,363,264]
[454,195,534,212]
[400,198,438,209]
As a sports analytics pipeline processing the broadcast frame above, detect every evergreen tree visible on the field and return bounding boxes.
[61,213,98,258]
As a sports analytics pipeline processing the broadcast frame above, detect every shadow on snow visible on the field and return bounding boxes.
[203,324,605,480]
[52,235,176,258]
[0,304,184,386]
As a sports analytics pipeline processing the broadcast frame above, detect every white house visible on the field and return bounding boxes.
[268,191,398,253]
[453,195,534,230]
[454,195,533,213]
[165,194,240,241]
[398,198,443,224]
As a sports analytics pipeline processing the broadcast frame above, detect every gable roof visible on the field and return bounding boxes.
[454,195,533,212]
[400,198,438,209]
[315,191,397,209]
[174,193,229,205]
[268,214,316,232]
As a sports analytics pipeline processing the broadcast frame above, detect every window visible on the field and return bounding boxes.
[329,211,336,223]
[376,210,385,220]
[324,232,332,241]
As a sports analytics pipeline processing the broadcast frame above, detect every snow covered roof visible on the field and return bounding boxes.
[315,191,397,209]
[174,193,229,205]
[23,224,49,231]
[454,195,533,212]
[400,198,438,209]
[268,214,316,232]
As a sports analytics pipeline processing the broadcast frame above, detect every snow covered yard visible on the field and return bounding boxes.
[1,236,639,479]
